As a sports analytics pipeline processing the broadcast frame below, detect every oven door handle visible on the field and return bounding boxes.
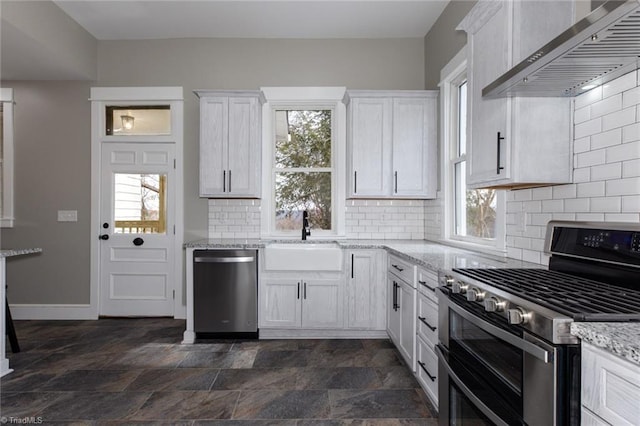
[445,296,551,363]
[436,345,510,426]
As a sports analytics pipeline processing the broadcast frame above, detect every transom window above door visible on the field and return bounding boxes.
[105,105,171,136]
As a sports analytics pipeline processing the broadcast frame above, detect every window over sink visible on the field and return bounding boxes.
[260,87,346,238]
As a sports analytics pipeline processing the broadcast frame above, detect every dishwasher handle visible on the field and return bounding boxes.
[194,256,255,263]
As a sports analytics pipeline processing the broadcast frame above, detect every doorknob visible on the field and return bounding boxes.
[99,234,109,240]
[133,237,144,246]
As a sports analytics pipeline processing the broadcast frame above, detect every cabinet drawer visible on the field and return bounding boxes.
[417,267,438,301]
[582,343,640,426]
[417,292,438,348]
[416,336,438,406]
[388,255,415,287]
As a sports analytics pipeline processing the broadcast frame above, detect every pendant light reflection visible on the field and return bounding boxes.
[121,115,135,131]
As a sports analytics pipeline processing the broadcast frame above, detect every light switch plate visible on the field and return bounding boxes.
[58,210,78,222]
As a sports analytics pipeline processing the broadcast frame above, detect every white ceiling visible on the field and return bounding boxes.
[52,0,450,40]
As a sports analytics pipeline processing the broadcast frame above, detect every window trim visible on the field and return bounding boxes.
[440,48,506,254]
[260,87,346,239]
[1,88,15,228]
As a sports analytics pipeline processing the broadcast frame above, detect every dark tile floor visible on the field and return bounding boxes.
[1,318,438,425]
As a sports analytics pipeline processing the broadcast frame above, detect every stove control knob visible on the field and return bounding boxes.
[507,307,531,325]
[451,281,468,294]
[441,275,455,287]
[466,288,485,302]
[484,297,505,313]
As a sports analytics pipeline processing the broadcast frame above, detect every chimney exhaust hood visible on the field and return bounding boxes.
[483,0,640,99]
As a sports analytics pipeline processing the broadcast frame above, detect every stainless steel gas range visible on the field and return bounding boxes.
[436,221,640,426]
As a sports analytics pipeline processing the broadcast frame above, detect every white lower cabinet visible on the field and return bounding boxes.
[260,274,343,329]
[581,343,640,426]
[346,250,386,330]
[416,336,438,405]
[415,266,439,407]
[387,254,417,371]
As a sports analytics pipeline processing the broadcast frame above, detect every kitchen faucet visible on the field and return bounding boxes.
[302,210,311,240]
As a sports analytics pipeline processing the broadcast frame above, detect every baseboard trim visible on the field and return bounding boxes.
[258,328,389,339]
[9,304,98,320]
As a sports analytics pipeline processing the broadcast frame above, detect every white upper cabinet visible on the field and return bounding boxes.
[345,91,437,199]
[459,0,575,189]
[196,90,263,198]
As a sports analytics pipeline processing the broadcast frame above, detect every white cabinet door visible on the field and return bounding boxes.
[346,250,386,330]
[462,0,573,189]
[345,91,437,199]
[301,279,343,329]
[387,275,401,345]
[260,277,301,328]
[227,96,260,197]
[417,292,438,349]
[467,2,510,186]
[392,97,437,198]
[197,91,262,198]
[199,97,228,196]
[348,98,392,197]
[416,335,438,406]
[398,279,416,371]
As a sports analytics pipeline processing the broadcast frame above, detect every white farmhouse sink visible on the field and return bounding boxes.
[264,242,343,271]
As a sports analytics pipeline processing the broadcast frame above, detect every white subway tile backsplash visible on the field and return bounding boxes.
[575,149,606,168]
[574,117,602,139]
[542,199,564,213]
[590,94,622,118]
[564,198,590,212]
[574,137,591,153]
[606,140,640,163]
[590,163,622,181]
[573,167,591,183]
[575,85,602,109]
[574,106,591,124]
[623,84,640,108]
[604,213,640,222]
[591,128,622,149]
[577,181,605,198]
[605,106,637,132]
[576,213,605,222]
[552,184,577,199]
[622,195,640,212]
[623,121,640,143]
[604,70,637,98]
[606,177,640,196]
[590,196,621,212]
[622,159,640,177]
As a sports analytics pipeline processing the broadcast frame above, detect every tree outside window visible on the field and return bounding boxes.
[274,109,332,232]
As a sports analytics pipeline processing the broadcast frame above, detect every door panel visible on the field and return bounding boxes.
[100,143,175,317]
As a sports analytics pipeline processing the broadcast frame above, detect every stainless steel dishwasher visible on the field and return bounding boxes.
[193,249,258,338]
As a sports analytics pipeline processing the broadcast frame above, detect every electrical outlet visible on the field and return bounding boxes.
[58,210,78,222]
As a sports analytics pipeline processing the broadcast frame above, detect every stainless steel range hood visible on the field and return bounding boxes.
[483,0,640,98]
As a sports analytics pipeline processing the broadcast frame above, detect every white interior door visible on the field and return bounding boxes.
[99,142,175,317]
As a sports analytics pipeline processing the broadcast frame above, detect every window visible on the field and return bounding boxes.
[0,88,14,228]
[105,105,171,136]
[274,110,332,232]
[113,173,167,234]
[441,50,504,251]
[261,87,346,238]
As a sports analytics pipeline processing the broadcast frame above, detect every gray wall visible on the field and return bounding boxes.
[2,81,92,304]
[1,0,97,80]
[98,38,427,244]
[3,36,425,307]
[423,0,477,89]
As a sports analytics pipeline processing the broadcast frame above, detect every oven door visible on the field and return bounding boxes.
[436,289,567,426]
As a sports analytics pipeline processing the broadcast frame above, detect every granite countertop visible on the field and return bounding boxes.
[0,248,43,258]
[571,322,640,366]
[185,238,541,271]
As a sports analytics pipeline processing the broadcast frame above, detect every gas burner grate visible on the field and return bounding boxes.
[452,268,640,321]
